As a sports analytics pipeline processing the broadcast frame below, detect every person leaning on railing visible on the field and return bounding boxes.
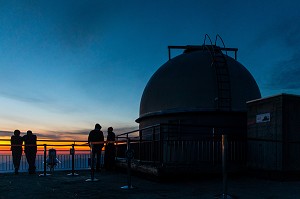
[104,127,116,171]
[88,123,104,172]
[11,130,23,175]
[23,130,37,174]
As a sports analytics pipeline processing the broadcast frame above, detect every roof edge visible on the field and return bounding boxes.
[136,108,246,123]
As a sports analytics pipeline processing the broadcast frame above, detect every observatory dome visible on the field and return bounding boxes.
[137,46,261,124]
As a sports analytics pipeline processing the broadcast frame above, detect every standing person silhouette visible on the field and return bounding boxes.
[88,123,104,172]
[104,127,116,171]
[11,130,23,174]
[23,130,37,174]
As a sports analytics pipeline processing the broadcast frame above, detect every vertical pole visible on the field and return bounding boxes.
[213,128,215,166]
[222,134,227,197]
[43,144,47,176]
[139,130,142,162]
[121,137,135,189]
[67,144,78,176]
[71,144,75,175]
[216,134,233,199]
[39,144,50,176]
[159,124,163,165]
[116,136,118,158]
[127,138,131,189]
[91,144,94,181]
[152,127,155,161]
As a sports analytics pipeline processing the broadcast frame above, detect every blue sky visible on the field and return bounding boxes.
[0,0,300,139]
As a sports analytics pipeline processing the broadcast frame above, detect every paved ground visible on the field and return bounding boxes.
[1,170,300,199]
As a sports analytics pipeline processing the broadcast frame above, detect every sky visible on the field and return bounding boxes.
[0,0,300,140]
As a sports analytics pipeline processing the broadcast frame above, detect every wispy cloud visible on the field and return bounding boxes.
[57,1,106,47]
[1,0,112,48]
[0,90,51,104]
[34,125,139,141]
[0,130,12,137]
[0,89,85,115]
[253,16,300,92]
[35,129,89,140]
[254,16,300,49]
[267,53,300,90]
[113,126,139,135]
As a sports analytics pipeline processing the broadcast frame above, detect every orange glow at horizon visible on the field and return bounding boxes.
[0,139,91,155]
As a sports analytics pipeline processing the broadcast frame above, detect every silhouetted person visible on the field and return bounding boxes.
[11,130,23,174]
[104,127,116,171]
[88,123,104,171]
[23,130,37,174]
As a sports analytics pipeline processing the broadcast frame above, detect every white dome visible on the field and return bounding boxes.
[137,47,261,122]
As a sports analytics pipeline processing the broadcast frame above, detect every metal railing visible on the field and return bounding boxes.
[0,140,98,173]
[1,124,248,173]
[115,124,247,170]
[0,153,93,173]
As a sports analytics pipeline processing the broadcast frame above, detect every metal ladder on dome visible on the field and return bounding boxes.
[204,34,232,111]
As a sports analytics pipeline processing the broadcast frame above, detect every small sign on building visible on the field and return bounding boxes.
[256,113,270,123]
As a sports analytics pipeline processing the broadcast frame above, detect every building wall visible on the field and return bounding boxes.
[139,111,247,136]
[247,94,300,172]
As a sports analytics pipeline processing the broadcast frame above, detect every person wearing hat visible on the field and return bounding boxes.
[88,123,104,171]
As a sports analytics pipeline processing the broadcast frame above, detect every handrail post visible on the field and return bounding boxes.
[159,124,163,166]
[139,129,142,162]
[43,144,47,175]
[152,127,155,162]
[39,144,50,176]
[67,144,78,176]
[127,138,132,189]
[91,144,94,181]
[212,128,215,166]
[116,136,118,158]
[71,144,75,174]
[121,137,135,189]
[216,134,234,199]
[222,134,228,196]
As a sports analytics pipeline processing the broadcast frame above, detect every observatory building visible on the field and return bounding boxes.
[116,36,300,177]
[117,36,262,176]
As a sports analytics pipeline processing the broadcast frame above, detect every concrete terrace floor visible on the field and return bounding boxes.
[1,170,300,199]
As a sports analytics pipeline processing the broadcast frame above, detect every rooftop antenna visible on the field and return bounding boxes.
[167,35,238,60]
[215,34,227,56]
[203,34,213,46]
[215,34,238,60]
